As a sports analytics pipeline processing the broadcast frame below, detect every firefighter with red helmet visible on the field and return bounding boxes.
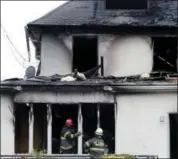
[60,118,82,154]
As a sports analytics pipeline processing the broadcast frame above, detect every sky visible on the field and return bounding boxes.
[1,1,66,80]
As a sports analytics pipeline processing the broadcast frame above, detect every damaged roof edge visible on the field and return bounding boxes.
[0,84,177,93]
[0,86,22,93]
[109,85,178,93]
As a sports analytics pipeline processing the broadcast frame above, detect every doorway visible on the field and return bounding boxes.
[73,36,98,72]
[169,113,178,159]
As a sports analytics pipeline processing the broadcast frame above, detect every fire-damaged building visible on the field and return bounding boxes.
[0,0,177,158]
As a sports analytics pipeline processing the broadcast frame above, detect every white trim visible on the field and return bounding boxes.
[28,103,34,153]
[97,104,100,128]
[47,104,52,154]
[77,104,83,155]
[14,91,114,104]
[114,102,117,154]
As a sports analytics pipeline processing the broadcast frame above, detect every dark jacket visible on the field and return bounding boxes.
[84,136,106,157]
[60,125,77,152]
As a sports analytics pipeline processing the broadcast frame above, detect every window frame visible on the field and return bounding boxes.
[15,102,117,155]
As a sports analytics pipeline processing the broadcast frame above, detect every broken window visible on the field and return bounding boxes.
[82,104,97,153]
[82,104,115,154]
[15,104,29,153]
[33,104,47,152]
[105,0,148,10]
[153,37,177,72]
[14,103,116,155]
[100,104,115,153]
[52,104,78,154]
[73,36,98,72]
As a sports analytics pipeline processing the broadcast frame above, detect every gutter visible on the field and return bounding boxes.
[104,85,178,93]
[0,86,22,93]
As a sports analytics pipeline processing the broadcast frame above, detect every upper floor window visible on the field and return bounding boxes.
[153,37,177,73]
[73,36,98,73]
[105,0,148,10]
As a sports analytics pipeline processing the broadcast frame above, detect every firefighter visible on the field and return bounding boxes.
[84,128,107,158]
[60,118,82,154]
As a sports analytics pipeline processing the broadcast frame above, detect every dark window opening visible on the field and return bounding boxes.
[52,104,78,154]
[82,104,115,154]
[153,37,177,72]
[73,36,98,72]
[82,104,97,153]
[105,0,148,10]
[33,104,47,152]
[15,104,29,153]
[100,104,115,154]
[169,113,178,159]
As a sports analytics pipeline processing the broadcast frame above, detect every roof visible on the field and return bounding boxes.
[26,0,177,58]
[28,0,177,27]
[1,72,177,93]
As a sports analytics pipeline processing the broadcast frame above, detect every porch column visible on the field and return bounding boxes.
[97,103,100,128]
[78,104,83,155]
[28,103,34,153]
[47,104,52,154]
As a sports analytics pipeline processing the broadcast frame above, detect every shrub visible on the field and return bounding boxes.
[100,154,135,159]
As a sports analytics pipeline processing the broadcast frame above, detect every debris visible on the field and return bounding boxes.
[165,77,178,83]
[154,53,175,68]
[140,73,150,79]
[76,72,86,80]
[61,76,76,82]
[73,69,86,81]
[3,78,23,81]
[83,65,101,78]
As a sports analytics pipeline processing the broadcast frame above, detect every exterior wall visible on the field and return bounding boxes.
[14,91,114,104]
[99,35,153,77]
[40,34,73,76]
[40,34,153,77]
[115,92,177,158]
[1,94,15,154]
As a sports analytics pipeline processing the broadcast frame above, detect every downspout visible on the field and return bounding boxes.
[25,26,31,62]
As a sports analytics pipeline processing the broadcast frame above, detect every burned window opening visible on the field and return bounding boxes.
[33,104,47,152]
[52,104,78,154]
[153,37,177,73]
[82,104,115,154]
[15,104,29,153]
[73,36,98,73]
[169,114,178,159]
[82,104,97,154]
[100,104,115,154]
[14,103,116,154]
[105,0,148,10]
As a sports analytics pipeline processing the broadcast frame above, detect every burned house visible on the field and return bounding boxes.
[0,0,177,158]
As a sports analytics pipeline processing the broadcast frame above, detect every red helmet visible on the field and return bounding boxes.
[65,118,73,126]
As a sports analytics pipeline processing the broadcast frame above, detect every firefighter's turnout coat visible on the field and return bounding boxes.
[60,125,77,153]
[84,136,106,157]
